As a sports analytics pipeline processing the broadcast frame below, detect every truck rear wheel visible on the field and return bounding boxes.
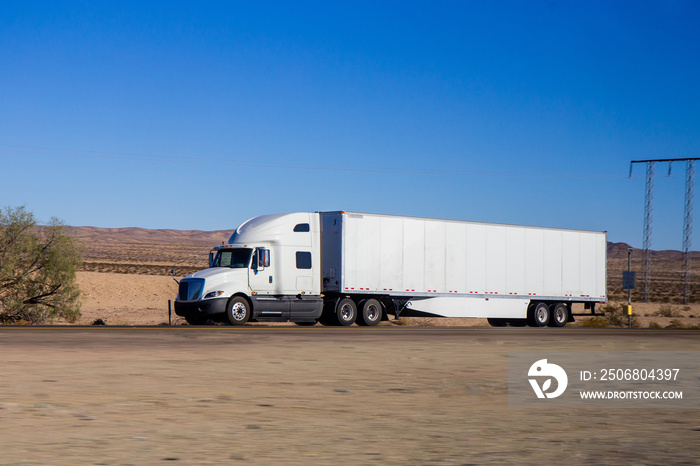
[548,303,569,327]
[357,299,382,326]
[227,297,251,325]
[336,298,357,326]
[528,302,550,327]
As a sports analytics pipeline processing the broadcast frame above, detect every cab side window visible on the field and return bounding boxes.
[296,251,311,269]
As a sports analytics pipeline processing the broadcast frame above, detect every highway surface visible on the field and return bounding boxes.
[1,326,698,465]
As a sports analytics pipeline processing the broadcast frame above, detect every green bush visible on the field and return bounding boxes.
[0,206,82,324]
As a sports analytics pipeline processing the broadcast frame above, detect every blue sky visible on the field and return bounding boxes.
[2,1,700,250]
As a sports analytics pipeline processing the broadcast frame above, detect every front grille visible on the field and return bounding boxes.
[179,279,204,301]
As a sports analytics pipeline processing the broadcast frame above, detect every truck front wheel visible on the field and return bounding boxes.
[336,298,357,326]
[227,297,251,325]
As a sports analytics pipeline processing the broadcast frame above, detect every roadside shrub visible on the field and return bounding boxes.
[580,316,610,328]
[599,303,639,328]
[654,305,682,318]
[0,206,82,324]
[647,321,662,329]
[665,320,687,329]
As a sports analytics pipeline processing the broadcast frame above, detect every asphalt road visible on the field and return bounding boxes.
[1,327,698,465]
[2,325,699,342]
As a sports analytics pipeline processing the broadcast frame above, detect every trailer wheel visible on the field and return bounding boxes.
[336,298,357,326]
[487,318,507,327]
[528,302,550,327]
[226,296,251,325]
[549,303,569,327]
[357,299,382,326]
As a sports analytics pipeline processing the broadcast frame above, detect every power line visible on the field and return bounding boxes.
[630,158,699,303]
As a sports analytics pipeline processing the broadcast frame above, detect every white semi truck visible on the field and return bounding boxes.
[174,211,607,327]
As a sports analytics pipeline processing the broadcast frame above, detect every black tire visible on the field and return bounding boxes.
[294,321,317,326]
[319,299,338,326]
[357,299,382,326]
[487,318,507,327]
[226,296,251,325]
[185,315,207,325]
[336,298,357,326]
[548,303,569,327]
[528,302,550,327]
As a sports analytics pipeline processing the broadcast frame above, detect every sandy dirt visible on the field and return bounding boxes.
[0,328,697,465]
[73,271,700,329]
[75,272,179,325]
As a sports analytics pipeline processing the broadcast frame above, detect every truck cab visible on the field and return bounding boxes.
[174,213,323,325]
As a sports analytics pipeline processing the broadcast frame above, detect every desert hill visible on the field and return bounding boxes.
[64,226,234,244]
[66,226,234,276]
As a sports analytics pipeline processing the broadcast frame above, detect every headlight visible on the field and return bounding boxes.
[203,291,225,299]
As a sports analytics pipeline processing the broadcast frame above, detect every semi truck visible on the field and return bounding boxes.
[174,211,607,327]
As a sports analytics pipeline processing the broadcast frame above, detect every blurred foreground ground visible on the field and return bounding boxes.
[0,328,697,465]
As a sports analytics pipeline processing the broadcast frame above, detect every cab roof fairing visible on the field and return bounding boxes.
[225,212,317,247]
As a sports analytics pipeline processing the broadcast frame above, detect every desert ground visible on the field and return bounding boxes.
[74,269,700,329]
[1,328,698,465]
[67,227,700,328]
[1,228,698,465]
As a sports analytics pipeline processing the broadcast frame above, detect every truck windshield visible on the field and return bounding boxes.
[211,248,252,268]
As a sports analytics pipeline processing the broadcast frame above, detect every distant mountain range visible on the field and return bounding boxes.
[64,226,235,245]
[64,226,698,258]
[607,241,700,260]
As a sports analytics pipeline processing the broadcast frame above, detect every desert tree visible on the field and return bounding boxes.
[0,206,82,323]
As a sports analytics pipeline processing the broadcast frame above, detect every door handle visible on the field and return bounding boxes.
[269,276,273,284]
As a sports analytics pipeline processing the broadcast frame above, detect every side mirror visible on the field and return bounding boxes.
[253,248,270,272]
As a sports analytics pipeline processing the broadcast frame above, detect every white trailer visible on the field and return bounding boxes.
[174,211,607,327]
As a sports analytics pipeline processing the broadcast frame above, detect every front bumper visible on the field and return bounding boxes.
[174,297,228,319]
